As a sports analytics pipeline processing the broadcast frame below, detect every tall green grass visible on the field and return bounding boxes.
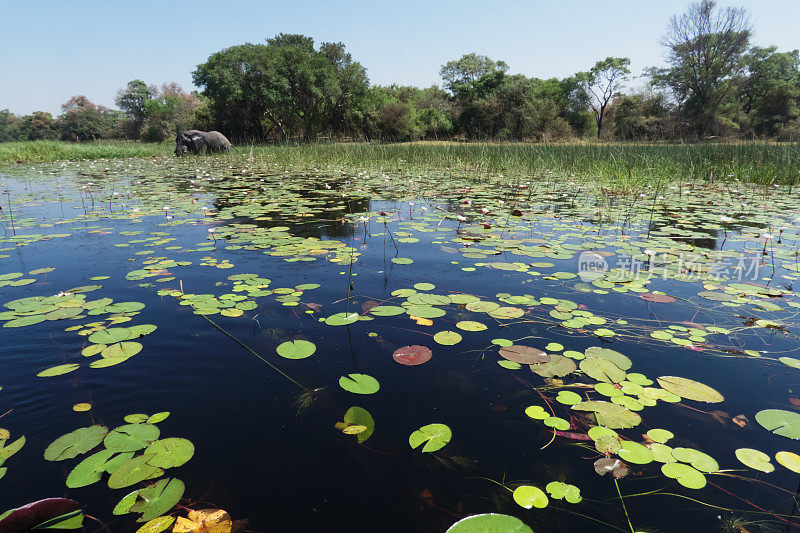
[0,140,168,164]
[2,140,798,187]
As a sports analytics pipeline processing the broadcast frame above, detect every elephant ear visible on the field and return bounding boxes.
[189,132,204,143]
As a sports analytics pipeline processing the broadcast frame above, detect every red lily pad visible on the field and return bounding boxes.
[639,293,677,303]
[499,345,550,364]
[392,345,432,366]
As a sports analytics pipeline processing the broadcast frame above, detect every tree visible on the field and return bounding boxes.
[17,112,58,140]
[193,34,369,141]
[739,46,800,136]
[115,79,153,136]
[141,83,202,141]
[0,109,20,142]
[440,53,508,93]
[653,0,751,137]
[58,96,118,141]
[577,57,631,138]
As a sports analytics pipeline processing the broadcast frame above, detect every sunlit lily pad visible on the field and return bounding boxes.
[776,451,800,473]
[144,438,195,468]
[433,331,462,345]
[37,364,80,377]
[512,485,548,509]
[104,424,161,452]
[735,448,774,473]
[618,441,653,464]
[136,516,175,533]
[339,374,380,394]
[66,449,115,488]
[445,513,533,533]
[45,425,108,461]
[343,407,374,443]
[499,345,549,364]
[572,401,641,429]
[755,409,800,439]
[324,312,360,326]
[671,447,718,473]
[276,340,316,359]
[108,454,163,489]
[656,376,723,403]
[129,478,185,522]
[545,481,582,503]
[661,462,706,489]
[409,423,451,452]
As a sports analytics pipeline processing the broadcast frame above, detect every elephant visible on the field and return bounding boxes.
[174,130,232,156]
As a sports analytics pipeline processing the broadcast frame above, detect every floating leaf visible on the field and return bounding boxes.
[593,457,629,478]
[545,481,582,504]
[108,454,163,489]
[579,358,625,383]
[499,345,549,364]
[73,403,91,412]
[455,321,487,332]
[735,448,774,473]
[88,327,132,344]
[776,451,800,473]
[433,331,462,345]
[392,345,432,366]
[147,412,170,424]
[66,449,115,488]
[755,409,800,439]
[144,438,195,468]
[530,354,576,377]
[646,429,674,444]
[584,347,632,370]
[409,423,451,452]
[136,516,176,533]
[445,514,533,533]
[44,425,108,461]
[338,374,380,394]
[324,312,359,326]
[572,401,641,429]
[343,407,374,444]
[129,478,185,522]
[556,391,582,405]
[37,364,80,377]
[104,424,161,452]
[512,485,548,509]
[661,462,706,489]
[671,447,718,473]
[656,376,724,403]
[618,441,653,464]
[276,340,316,359]
[173,509,233,533]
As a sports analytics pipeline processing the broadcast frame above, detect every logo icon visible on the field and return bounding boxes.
[577,251,608,282]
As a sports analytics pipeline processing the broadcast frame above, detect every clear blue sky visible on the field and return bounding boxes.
[1,0,798,115]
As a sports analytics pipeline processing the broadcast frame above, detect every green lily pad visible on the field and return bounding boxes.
[343,406,374,444]
[276,340,316,359]
[512,485,548,509]
[144,438,195,468]
[661,462,706,489]
[735,448,774,473]
[433,331,462,345]
[556,391,582,405]
[147,412,170,424]
[445,514,533,533]
[325,312,360,326]
[545,481,582,503]
[104,424,161,452]
[584,346,632,370]
[409,423,451,452]
[339,374,380,394]
[646,429,674,444]
[755,409,800,439]
[369,306,406,316]
[579,358,626,383]
[44,425,108,461]
[618,441,653,464]
[671,447,719,472]
[129,478,185,522]
[88,327,133,344]
[101,342,143,359]
[136,516,176,533]
[572,401,641,429]
[108,454,163,489]
[530,354,576,377]
[37,364,80,377]
[66,449,115,488]
[656,376,724,403]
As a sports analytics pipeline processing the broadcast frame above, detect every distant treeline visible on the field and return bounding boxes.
[2,0,798,144]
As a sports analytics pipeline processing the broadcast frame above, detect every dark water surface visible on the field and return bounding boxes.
[2,158,800,532]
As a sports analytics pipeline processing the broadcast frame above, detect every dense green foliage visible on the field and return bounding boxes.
[1,1,799,143]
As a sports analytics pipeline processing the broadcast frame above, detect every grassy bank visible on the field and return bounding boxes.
[0,140,168,164]
[2,140,799,186]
